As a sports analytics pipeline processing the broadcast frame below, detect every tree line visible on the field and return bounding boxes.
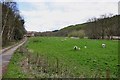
[0,1,26,47]
[85,14,120,39]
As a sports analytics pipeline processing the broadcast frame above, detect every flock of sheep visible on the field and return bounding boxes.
[73,43,106,51]
[61,38,106,51]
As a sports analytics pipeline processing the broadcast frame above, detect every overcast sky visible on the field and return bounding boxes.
[15,0,119,32]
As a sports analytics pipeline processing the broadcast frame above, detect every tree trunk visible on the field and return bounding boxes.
[1,8,9,36]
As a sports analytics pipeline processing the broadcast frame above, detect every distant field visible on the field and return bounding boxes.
[4,37,118,78]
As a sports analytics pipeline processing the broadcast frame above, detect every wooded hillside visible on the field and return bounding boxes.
[36,14,119,39]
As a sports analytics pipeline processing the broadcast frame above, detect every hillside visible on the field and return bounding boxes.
[55,14,120,39]
[61,23,87,31]
[35,14,119,40]
[60,15,119,31]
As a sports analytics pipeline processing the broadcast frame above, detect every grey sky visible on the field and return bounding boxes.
[16,0,119,32]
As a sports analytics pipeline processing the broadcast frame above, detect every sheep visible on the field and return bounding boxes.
[84,45,87,48]
[73,46,80,50]
[61,38,67,42]
[102,43,106,48]
[61,40,64,42]
[78,47,80,50]
[73,46,78,50]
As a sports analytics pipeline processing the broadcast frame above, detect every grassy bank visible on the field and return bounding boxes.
[3,51,28,78]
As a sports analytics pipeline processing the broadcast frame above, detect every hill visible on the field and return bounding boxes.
[35,14,119,40]
[54,14,120,39]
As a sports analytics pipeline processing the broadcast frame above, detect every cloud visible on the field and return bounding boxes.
[16,0,119,2]
[18,1,118,32]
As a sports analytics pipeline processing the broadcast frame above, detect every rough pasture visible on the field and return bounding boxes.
[4,37,118,78]
[27,37,118,77]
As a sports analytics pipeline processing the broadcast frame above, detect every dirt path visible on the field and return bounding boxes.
[0,37,27,79]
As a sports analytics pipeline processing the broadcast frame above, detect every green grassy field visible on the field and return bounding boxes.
[3,37,118,78]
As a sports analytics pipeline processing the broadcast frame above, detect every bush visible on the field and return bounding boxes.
[68,30,85,38]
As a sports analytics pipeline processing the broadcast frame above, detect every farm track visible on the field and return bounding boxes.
[0,37,27,79]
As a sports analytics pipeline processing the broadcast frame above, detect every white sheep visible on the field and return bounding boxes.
[84,45,87,48]
[78,47,80,50]
[73,46,80,50]
[102,43,106,48]
[61,40,64,42]
[73,46,78,50]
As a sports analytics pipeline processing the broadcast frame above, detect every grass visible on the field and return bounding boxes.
[3,37,118,78]
[3,51,28,78]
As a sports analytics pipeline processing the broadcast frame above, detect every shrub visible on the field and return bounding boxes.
[68,30,85,38]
